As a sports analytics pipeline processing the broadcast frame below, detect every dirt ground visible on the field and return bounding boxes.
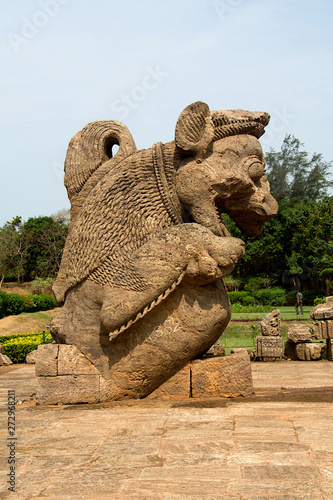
[1,281,34,295]
[0,281,59,336]
[0,308,60,336]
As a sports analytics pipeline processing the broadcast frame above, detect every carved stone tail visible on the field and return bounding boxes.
[53,120,137,304]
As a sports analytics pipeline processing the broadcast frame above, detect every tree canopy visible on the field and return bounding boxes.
[265,134,333,203]
[0,214,69,283]
[223,195,333,293]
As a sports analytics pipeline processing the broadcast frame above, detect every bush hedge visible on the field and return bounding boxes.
[254,288,286,306]
[0,291,56,319]
[228,287,286,307]
[314,297,326,307]
[228,291,255,305]
[0,331,53,363]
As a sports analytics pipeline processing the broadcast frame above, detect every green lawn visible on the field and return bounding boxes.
[231,306,313,321]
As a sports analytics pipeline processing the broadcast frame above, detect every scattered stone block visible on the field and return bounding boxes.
[312,320,333,340]
[287,324,312,343]
[230,348,255,361]
[311,296,333,321]
[26,350,37,364]
[35,344,59,376]
[205,342,225,357]
[36,374,101,405]
[58,344,99,375]
[295,343,326,361]
[0,345,12,366]
[256,336,283,361]
[191,352,253,398]
[260,309,281,336]
[284,339,297,360]
[147,364,191,400]
[310,298,333,361]
[327,339,333,361]
[285,339,326,361]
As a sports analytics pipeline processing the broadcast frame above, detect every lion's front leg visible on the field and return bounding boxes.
[101,224,245,339]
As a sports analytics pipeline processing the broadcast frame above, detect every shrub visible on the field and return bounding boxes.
[0,291,8,319]
[0,331,53,363]
[228,291,255,305]
[231,303,271,313]
[314,297,326,307]
[0,292,25,318]
[31,277,55,295]
[285,291,297,306]
[254,287,286,306]
[19,294,35,312]
[0,291,56,319]
[30,294,56,310]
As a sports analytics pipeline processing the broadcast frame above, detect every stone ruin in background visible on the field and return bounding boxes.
[257,302,332,362]
[256,309,283,361]
[284,324,326,361]
[311,296,333,360]
[35,101,279,404]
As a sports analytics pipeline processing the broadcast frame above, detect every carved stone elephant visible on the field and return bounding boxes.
[51,101,278,400]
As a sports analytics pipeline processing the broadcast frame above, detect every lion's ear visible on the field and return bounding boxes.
[175,101,214,157]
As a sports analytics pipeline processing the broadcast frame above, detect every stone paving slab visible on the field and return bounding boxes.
[0,363,332,499]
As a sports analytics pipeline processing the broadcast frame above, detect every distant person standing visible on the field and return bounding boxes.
[295,290,304,315]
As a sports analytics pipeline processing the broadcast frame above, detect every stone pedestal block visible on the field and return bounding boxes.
[36,375,101,405]
[57,344,100,375]
[256,336,283,361]
[327,339,333,361]
[35,344,58,376]
[147,364,191,400]
[36,345,254,404]
[191,352,253,398]
[36,344,105,405]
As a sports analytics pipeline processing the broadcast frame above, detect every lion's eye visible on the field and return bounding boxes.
[246,157,266,182]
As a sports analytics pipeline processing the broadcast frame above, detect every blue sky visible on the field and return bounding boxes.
[1,0,333,225]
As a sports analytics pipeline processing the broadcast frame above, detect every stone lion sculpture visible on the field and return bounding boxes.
[51,101,278,400]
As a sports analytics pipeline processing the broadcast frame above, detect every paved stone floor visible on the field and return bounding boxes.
[0,362,332,499]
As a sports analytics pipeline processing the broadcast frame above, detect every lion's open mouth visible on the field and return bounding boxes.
[214,197,270,238]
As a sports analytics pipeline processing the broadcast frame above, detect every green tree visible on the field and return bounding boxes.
[0,217,27,284]
[265,135,333,203]
[22,216,68,279]
[224,197,333,293]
